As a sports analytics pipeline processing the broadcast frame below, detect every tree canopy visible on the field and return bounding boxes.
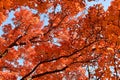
[0,0,120,80]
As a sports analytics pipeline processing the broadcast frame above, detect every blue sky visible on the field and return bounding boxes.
[0,0,112,36]
[0,0,113,67]
[85,0,112,11]
[0,1,113,80]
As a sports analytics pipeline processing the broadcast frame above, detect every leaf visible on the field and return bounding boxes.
[0,12,7,25]
[0,0,119,80]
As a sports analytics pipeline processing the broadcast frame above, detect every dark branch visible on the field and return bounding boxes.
[113,53,118,79]
[0,24,31,58]
[0,35,23,58]
[32,65,68,79]
[44,14,67,36]
[21,39,98,80]
[96,72,104,80]
[87,65,91,79]
[31,51,101,79]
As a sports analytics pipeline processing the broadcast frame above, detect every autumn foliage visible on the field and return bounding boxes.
[0,0,120,80]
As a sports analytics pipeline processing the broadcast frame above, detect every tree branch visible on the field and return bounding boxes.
[113,53,118,79]
[0,24,31,58]
[31,51,101,79]
[21,39,98,80]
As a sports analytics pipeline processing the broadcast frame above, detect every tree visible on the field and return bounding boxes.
[0,0,119,80]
